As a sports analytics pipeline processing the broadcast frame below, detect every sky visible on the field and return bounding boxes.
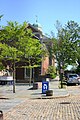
[0,0,80,36]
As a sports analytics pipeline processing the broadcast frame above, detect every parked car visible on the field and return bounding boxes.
[67,74,80,85]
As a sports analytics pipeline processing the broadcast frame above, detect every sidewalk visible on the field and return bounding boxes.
[0,77,68,99]
[0,76,69,112]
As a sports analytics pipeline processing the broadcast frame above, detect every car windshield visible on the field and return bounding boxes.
[69,75,78,78]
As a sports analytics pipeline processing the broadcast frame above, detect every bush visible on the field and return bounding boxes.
[50,73,56,79]
[47,66,56,79]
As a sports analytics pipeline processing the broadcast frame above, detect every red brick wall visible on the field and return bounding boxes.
[41,56,49,75]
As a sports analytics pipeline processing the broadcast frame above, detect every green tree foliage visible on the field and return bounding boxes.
[0,21,44,89]
[65,21,80,65]
[1,21,43,66]
[47,66,56,79]
[52,20,80,71]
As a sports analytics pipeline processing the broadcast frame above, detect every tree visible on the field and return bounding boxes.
[0,42,19,92]
[64,21,80,64]
[53,20,80,68]
[52,20,80,87]
[0,21,44,88]
[17,35,43,85]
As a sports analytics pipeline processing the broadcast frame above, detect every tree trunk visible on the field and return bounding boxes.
[13,61,16,93]
[29,67,32,86]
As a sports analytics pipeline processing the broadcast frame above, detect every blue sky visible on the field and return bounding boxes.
[0,0,80,36]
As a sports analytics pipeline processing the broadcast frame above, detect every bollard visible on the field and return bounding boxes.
[33,83,38,89]
[46,90,53,96]
[0,110,3,120]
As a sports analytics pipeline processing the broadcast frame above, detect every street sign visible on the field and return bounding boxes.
[42,81,49,94]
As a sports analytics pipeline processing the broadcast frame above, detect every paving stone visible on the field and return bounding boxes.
[0,78,80,120]
[3,95,80,120]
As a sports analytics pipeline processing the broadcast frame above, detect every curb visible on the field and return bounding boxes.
[31,93,70,99]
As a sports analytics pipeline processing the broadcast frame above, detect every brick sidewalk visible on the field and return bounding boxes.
[3,95,80,120]
[0,78,80,120]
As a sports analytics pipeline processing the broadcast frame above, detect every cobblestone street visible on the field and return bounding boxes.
[3,95,80,120]
[0,79,80,120]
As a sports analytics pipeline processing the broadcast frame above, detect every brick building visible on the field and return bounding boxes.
[15,22,55,83]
